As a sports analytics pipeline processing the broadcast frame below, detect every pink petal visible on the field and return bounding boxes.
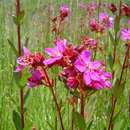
[91,61,101,69]
[23,47,31,55]
[15,65,24,72]
[74,59,86,72]
[56,39,67,52]
[83,72,91,85]
[89,71,100,81]
[80,50,91,64]
[44,48,55,56]
[92,81,104,90]
[43,57,62,65]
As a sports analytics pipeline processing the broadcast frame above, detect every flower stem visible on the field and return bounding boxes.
[16,0,24,129]
[50,87,65,130]
[108,45,129,130]
[71,106,74,130]
[80,90,85,130]
[80,93,85,119]
[43,68,65,130]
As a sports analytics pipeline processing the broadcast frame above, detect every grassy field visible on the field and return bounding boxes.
[0,0,130,130]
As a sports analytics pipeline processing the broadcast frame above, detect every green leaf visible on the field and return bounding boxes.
[112,79,126,98]
[19,72,31,87]
[114,15,120,34]
[13,10,25,25]
[13,71,21,86]
[109,31,115,46]
[108,53,113,69]
[14,71,31,88]
[70,90,80,98]
[12,110,22,130]
[112,110,121,123]
[46,120,55,130]
[86,120,93,130]
[24,89,30,105]
[72,112,86,129]
[7,39,18,56]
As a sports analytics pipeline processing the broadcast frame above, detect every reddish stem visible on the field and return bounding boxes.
[43,68,65,130]
[71,106,74,130]
[16,0,24,129]
[108,46,129,130]
[80,89,85,130]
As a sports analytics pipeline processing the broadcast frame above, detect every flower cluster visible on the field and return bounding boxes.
[121,3,130,17]
[51,5,70,35]
[44,39,112,90]
[120,28,130,42]
[108,2,130,17]
[80,36,97,50]
[79,1,97,16]
[16,47,45,87]
[60,4,70,21]
[108,3,117,13]
[16,38,112,90]
[89,12,113,33]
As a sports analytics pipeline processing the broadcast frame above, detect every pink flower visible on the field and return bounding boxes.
[121,4,130,17]
[120,28,130,42]
[87,1,97,12]
[99,12,113,28]
[44,39,67,66]
[81,36,97,49]
[108,3,117,13]
[89,19,104,33]
[60,5,69,20]
[79,1,86,10]
[16,47,44,72]
[89,13,113,33]
[16,47,34,72]
[67,77,79,88]
[27,69,44,88]
[128,20,130,24]
[74,50,112,90]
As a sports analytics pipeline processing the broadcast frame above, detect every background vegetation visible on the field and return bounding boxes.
[0,0,130,130]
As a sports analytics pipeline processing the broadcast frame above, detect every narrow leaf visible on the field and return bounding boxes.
[12,110,22,130]
[72,112,86,129]
[24,89,30,105]
[7,39,18,56]
[112,79,126,98]
[114,15,120,34]
[109,31,115,45]
[19,72,31,87]
[86,120,93,130]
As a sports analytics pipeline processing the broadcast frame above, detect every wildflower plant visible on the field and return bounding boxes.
[9,0,130,130]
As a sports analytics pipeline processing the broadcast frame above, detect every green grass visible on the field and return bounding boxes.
[0,0,130,130]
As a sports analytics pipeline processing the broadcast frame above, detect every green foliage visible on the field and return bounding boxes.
[112,79,126,98]
[114,15,120,34]
[12,10,25,25]
[86,120,93,130]
[1,0,129,129]
[13,71,31,88]
[72,111,86,129]
[7,39,18,56]
[12,110,21,130]
[24,89,30,105]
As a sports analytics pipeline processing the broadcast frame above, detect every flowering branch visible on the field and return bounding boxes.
[15,0,24,129]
